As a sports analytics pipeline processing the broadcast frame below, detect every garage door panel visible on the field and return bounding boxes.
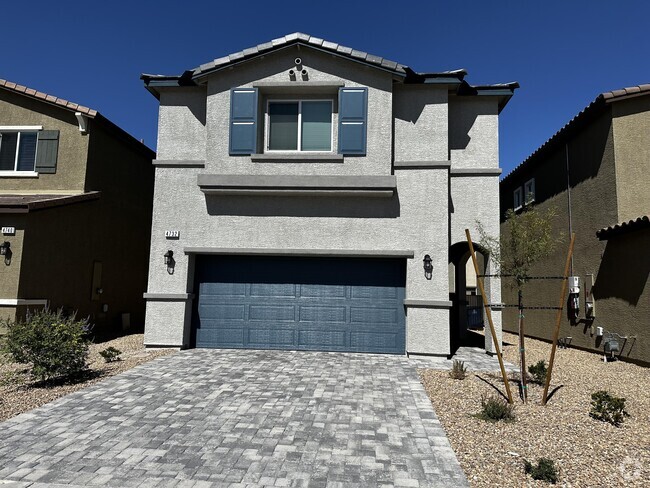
[250,283,296,298]
[196,327,245,347]
[300,284,346,299]
[351,286,398,300]
[298,329,347,348]
[200,282,247,298]
[249,305,296,322]
[351,307,398,325]
[198,304,246,321]
[248,328,295,347]
[192,256,405,354]
[299,306,347,323]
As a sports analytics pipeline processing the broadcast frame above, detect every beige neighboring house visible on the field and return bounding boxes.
[500,84,650,365]
[0,79,155,337]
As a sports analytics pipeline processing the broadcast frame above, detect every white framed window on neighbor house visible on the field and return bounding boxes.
[524,178,535,204]
[0,127,41,175]
[513,186,523,210]
[266,100,333,152]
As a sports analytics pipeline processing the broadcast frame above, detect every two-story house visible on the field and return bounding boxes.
[141,33,517,356]
[500,84,650,365]
[0,79,155,337]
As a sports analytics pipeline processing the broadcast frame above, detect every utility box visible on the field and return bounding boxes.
[585,274,595,318]
[569,276,580,294]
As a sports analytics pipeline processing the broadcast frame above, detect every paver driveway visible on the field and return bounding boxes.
[0,350,469,487]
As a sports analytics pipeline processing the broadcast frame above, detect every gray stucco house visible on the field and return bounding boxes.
[141,33,517,356]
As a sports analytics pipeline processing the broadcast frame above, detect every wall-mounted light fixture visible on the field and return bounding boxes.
[164,250,175,275]
[423,254,433,280]
[0,241,10,265]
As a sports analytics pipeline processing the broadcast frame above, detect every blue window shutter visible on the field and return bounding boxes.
[229,88,258,155]
[338,87,367,155]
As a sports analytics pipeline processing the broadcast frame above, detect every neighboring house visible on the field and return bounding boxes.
[0,79,155,337]
[141,33,517,356]
[500,85,650,365]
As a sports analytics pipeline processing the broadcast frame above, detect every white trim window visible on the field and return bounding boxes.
[0,129,39,172]
[513,186,523,210]
[524,178,535,204]
[266,100,333,152]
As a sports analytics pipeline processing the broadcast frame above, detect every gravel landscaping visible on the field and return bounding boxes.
[0,334,175,422]
[420,331,650,487]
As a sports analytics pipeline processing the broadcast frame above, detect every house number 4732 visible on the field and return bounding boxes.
[165,230,180,239]
[1,227,16,235]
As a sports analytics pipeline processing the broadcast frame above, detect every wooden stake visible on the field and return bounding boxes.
[518,289,527,403]
[466,229,514,404]
[542,232,576,406]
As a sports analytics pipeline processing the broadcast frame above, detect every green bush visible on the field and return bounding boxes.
[590,390,629,426]
[99,346,122,363]
[475,394,515,422]
[524,458,558,484]
[528,360,548,384]
[449,359,468,380]
[1,309,91,381]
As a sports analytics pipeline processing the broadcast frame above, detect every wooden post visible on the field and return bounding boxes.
[542,233,576,406]
[466,229,514,404]
[518,289,527,403]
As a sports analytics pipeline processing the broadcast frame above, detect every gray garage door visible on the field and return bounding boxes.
[192,255,406,354]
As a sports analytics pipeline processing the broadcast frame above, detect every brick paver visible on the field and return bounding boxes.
[0,349,475,487]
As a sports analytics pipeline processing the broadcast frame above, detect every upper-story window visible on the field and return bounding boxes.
[267,100,332,152]
[0,130,38,172]
[524,178,535,204]
[229,87,367,156]
[0,126,59,176]
[513,186,523,210]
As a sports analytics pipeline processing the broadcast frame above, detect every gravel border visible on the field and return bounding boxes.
[420,332,650,487]
[0,334,175,422]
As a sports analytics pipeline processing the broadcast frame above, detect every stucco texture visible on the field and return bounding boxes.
[501,104,650,365]
[0,90,88,193]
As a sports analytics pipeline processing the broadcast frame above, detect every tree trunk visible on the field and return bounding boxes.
[518,289,528,403]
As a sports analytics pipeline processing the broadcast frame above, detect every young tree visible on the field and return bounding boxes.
[478,204,562,402]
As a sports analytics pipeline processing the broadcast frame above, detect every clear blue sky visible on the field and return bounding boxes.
[2,0,648,175]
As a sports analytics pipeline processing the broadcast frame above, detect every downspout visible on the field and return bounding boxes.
[565,142,574,275]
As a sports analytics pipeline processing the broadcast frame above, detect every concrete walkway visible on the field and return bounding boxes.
[0,349,502,488]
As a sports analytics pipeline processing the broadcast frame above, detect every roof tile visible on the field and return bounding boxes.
[256,41,274,52]
[285,32,299,42]
[212,56,230,67]
[336,45,353,55]
[271,36,287,47]
[350,49,367,60]
[365,54,383,65]
[242,47,259,56]
[322,40,338,50]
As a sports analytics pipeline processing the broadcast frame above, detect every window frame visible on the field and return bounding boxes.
[265,99,334,153]
[513,186,523,210]
[524,178,535,205]
[0,126,42,176]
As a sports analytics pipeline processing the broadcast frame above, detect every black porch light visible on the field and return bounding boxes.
[0,241,9,256]
[164,250,173,266]
[423,254,433,280]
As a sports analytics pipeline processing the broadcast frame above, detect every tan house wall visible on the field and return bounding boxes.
[612,96,650,222]
[0,90,88,193]
[500,106,650,365]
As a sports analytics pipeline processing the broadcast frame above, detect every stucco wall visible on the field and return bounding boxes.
[157,87,207,161]
[0,90,88,193]
[393,85,448,162]
[0,215,25,324]
[612,96,650,222]
[145,166,452,353]
[500,108,650,364]
[449,97,499,168]
[203,47,393,176]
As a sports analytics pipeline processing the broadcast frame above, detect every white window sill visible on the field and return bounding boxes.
[0,171,38,178]
[251,153,343,163]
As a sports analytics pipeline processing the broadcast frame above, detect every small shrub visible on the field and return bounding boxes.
[524,458,559,484]
[449,359,468,380]
[1,309,91,381]
[590,390,629,426]
[475,394,515,422]
[528,360,548,384]
[99,346,122,363]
